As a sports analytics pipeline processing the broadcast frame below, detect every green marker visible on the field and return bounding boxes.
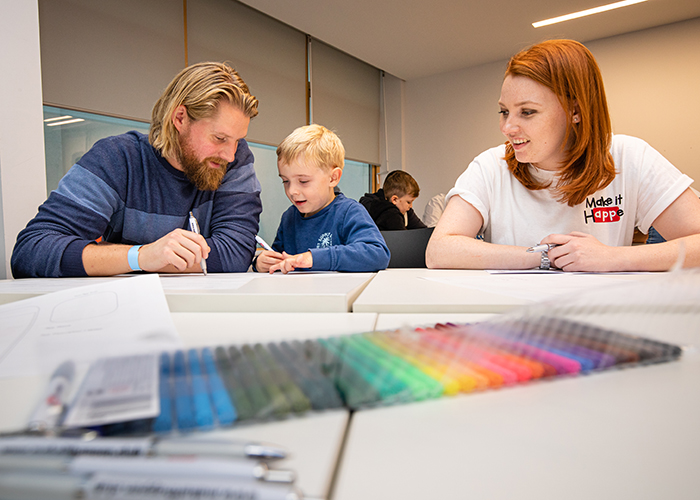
[241,345,292,418]
[254,343,311,414]
[228,346,273,419]
[357,333,445,400]
[213,347,254,421]
[321,337,403,406]
[269,342,335,410]
[283,341,344,409]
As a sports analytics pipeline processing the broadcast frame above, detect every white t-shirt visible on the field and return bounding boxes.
[446,135,692,246]
[423,193,447,227]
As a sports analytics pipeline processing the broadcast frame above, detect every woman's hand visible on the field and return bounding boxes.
[543,232,617,272]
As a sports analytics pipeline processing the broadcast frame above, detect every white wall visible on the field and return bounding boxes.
[401,17,700,217]
[0,1,47,279]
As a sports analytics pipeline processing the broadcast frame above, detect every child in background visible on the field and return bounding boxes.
[360,170,427,230]
[253,124,390,274]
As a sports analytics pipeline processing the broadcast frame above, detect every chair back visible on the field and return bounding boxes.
[380,227,435,268]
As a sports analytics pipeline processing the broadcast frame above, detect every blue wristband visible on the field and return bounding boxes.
[127,245,142,271]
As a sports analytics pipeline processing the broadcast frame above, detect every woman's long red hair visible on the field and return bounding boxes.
[504,40,616,207]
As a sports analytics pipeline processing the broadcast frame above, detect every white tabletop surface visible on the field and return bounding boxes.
[352,269,656,314]
[0,312,378,500]
[333,311,700,500]
[0,272,376,313]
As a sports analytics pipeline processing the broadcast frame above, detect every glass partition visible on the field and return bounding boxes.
[42,106,372,245]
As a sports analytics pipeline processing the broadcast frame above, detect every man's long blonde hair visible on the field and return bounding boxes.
[149,62,258,160]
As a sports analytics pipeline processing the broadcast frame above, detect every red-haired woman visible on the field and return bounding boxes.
[426,39,700,272]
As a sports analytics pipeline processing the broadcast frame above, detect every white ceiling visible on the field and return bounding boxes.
[238,0,700,80]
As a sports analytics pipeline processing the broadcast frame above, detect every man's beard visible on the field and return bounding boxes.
[176,134,228,191]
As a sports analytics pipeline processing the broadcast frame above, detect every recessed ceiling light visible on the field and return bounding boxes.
[533,0,647,28]
[44,115,73,122]
[46,118,85,127]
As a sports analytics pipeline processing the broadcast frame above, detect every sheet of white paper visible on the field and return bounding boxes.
[0,275,182,378]
[421,274,629,302]
[0,273,258,295]
[0,276,131,294]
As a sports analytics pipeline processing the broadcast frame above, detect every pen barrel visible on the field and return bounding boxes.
[0,471,302,500]
[188,212,200,234]
[0,455,69,472]
[154,439,247,457]
[68,455,268,480]
[0,472,80,500]
[0,435,150,457]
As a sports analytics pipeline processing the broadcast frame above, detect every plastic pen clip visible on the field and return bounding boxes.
[526,243,559,253]
[188,211,207,275]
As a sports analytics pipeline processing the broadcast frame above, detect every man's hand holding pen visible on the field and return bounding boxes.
[137,228,210,273]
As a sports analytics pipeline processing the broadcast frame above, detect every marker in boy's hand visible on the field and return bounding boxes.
[253,124,389,274]
[269,251,313,274]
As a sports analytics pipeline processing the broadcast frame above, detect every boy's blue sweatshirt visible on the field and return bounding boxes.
[271,193,390,272]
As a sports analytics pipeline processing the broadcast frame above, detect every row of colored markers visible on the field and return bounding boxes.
[138,318,681,434]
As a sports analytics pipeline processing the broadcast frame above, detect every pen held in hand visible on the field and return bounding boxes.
[255,235,273,252]
[526,243,559,253]
[188,211,207,275]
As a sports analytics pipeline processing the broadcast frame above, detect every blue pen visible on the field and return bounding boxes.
[152,352,174,433]
[187,349,215,429]
[201,347,237,426]
[173,350,196,431]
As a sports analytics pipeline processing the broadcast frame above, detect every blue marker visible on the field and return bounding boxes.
[187,349,215,429]
[152,352,174,433]
[201,347,237,425]
[173,350,196,430]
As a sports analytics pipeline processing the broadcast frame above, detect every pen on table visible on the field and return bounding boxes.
[0,435,286,460]
[255,235,274,251]
[0,472,303,500]
[526,243,559,253]
[0,454,296,482]
[188,211,207,275]
[0,434,286,460]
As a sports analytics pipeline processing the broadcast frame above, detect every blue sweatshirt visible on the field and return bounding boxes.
[12,131,262,278]
[270,193,390,272]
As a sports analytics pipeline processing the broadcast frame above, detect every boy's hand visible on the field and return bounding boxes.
[255,249,285,273]
[269,251,313,274]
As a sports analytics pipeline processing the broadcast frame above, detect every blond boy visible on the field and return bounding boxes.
[254,124,390,273]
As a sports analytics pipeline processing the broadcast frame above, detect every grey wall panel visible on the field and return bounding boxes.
[188,0,307,146]
[39,0,185,122]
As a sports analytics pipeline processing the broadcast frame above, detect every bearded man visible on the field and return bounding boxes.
[12,62,262,278]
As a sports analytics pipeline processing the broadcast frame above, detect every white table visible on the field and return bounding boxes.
[0,312,378,500]
[0,272,376,313]
[333,310,700,500]
[352,269,658,314]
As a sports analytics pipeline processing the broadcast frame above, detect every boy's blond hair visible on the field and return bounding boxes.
[277,124,345,171]
[383,170,420,199]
